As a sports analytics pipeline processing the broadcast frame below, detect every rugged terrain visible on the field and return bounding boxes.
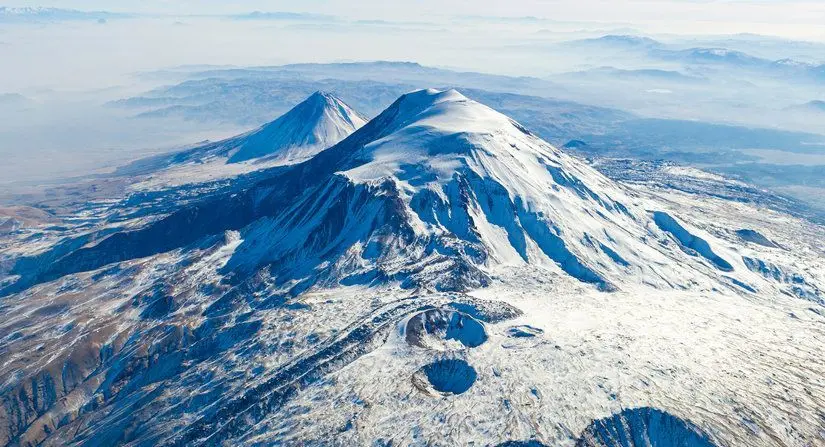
[0,89,823,447]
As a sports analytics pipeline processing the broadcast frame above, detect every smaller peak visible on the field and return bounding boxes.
[306,90,340,104]
[310,90,334,98]
[225,90,365,163]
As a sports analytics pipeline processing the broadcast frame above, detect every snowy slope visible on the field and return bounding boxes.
[206,88,764,295]
[2,89,799,298]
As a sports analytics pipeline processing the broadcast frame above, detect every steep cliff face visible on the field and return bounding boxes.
[577,407,716,447]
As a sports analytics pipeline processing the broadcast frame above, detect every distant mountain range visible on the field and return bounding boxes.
[555,66,706,83]
[111,63,824,155]
[563,34,825,81]
[563,34,664,50]
[794,100,825,113]
[0,6,129,22]
[0,93,34,109]
[0,7,336,23]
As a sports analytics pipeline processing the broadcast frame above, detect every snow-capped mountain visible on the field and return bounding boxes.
[225,90,367,163]
[5,89,761,296]
[0,89,823,447]
[120,91,367,183]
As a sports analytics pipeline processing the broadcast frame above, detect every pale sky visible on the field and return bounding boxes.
[6,0,825,39]
[1,0,823,185]
[2,0,824,93]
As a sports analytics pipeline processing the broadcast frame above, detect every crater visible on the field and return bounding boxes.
[576,407,716,447]
[447,299,523,323]
[412,359,477,396]
[405,308,487,351]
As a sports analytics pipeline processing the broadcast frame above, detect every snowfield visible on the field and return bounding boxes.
[256,284,825,446]
[0,89,823,447]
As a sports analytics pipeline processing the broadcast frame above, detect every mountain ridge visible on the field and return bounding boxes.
[4,89,754,297]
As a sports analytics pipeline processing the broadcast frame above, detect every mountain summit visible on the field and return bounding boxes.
[127,91,367,174]
[251,87,741,292]
[227,91,367,163]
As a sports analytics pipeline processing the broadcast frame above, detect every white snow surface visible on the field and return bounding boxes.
[228,90,367,163]
[296,89,765,293]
